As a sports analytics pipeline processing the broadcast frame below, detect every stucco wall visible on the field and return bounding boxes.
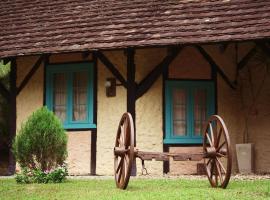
[16,54,92,175]
[96,50,127,175]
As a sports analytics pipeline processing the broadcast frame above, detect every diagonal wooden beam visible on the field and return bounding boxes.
[136,47,182,99]
[196,45,236,90]
[0,81,9,100]
[17,55,48,96]
[256,41,270,58]
[237,47,257,71]
[95,51,127,88]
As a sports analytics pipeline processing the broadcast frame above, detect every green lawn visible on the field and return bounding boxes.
[0,178,270,200]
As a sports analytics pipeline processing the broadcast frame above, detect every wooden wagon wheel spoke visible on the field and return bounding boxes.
[203,115,232,189]
[117,162,124,183]
[216,152,227,158]
[215,159,223,184]
[116,157,124,173]
[216,157,227,174]
[216,128,222,148]
[217,141,226,152]
[206,158,212,166]
[206,133,213,147]
[209,123,215,145]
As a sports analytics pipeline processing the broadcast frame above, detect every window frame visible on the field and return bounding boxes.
[164,80,215,144]
[46,62,96,129]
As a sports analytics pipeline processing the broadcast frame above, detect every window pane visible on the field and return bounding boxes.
[73,72,88,121]
[194,89,207,136]
[172,89,187,136]
[53,73,67,122]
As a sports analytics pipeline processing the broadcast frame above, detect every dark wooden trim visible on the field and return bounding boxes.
[256,41,270,57]
[48,60,94,65]
[237,47,257,71]
[17,55,48,96]
[91,52,98,175]
[91,130,97,175]
[0,81,9,100]
[163,145,169,173]
[8,58,17,175]
[95,51,127,88]
[3,58,11,65]
[43,56,49,106]
[136,47,181,99]
[126,48,137,176]
[162,59,170,174]
[196,45,236,90]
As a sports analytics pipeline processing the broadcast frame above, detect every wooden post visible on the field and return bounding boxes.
[8,58,17,175]
[126,48,137,175]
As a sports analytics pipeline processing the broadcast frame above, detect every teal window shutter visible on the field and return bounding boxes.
[164,80,215,144]
[46,62,96,129]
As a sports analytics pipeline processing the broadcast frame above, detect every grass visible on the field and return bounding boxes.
[0,178,270,200]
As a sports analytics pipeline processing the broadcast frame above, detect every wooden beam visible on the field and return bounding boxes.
[90,131,97,175]
[256,41,270,57]
[8,58,17,175]
[136,47,181,99]
[126,48,137,176]
[0,81,9,100]
[17,55,48,96]
[3,58,11,65]
[237,47,257,70]
[196,45,236,90]
[95,51,127,88]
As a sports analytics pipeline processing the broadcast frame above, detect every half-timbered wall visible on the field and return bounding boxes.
[15,43,270,175]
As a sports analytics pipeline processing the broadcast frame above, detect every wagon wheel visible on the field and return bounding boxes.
[114,112,135,189]
[203,115,232,189]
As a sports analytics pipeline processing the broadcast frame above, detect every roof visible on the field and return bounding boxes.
[0,0,270,58]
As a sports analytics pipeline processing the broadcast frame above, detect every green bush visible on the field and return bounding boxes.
[15,165,68,184]
[13,107,67,171]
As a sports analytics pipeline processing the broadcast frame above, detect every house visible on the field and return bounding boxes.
[0,0,270,176]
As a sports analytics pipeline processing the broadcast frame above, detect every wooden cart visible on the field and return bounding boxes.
[114,112,232,189]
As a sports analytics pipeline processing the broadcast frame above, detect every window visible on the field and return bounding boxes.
[164,81,215,144]
[46,62,96,129]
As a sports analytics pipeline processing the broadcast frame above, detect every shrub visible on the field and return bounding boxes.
[13,107,67,171]
[15,164,68,184]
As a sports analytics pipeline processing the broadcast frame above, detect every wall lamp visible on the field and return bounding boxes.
[105,77,122,97]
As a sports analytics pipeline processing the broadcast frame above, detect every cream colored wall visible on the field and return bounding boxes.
[96,50,127,175]
[16,53,92,175]
[16,43,270,176]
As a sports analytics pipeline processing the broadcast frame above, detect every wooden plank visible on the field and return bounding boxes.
[256,41,270,57]
[17,55,48,96]
[91,131,97,175]
[136,151,203,161]
[95,51,127,88]
[136,47,181,99]
[7,58,17,175]
[196,45,236,90]
[126,48,137,176]
[0,81,9,100]
[237,47,257,70]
